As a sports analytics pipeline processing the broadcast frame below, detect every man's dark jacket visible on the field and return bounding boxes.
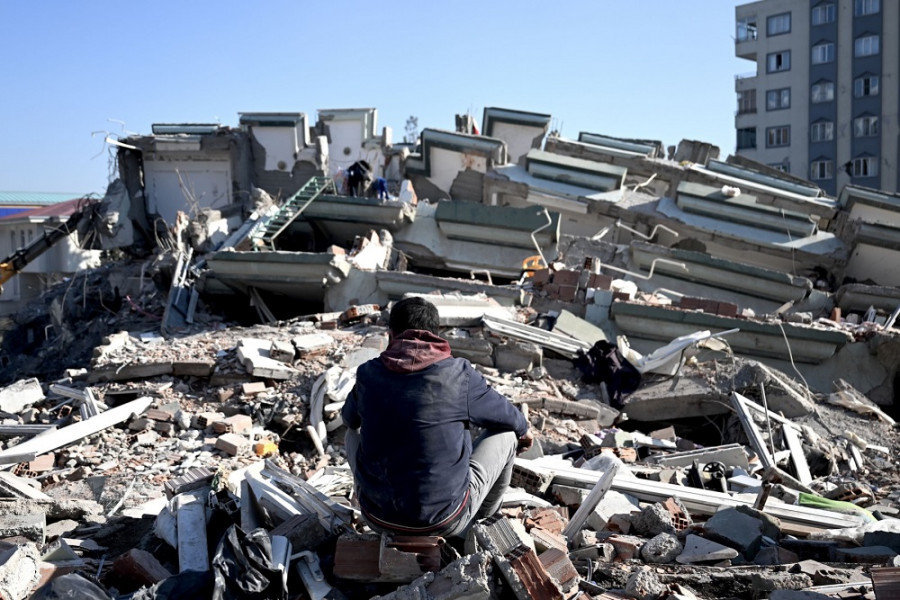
[342,329,528,532]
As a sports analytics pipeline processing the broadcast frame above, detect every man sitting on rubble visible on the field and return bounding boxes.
[342,296,532,537]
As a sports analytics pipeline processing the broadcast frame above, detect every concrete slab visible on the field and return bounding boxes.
[703,508,762,558]
[623,375,729,421]
[676,534,739,564]
[237,338,297,380]
[0,379,44,414]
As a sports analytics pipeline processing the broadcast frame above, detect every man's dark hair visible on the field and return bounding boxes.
[389,297,439,335]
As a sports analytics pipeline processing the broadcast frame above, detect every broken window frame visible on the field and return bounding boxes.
[810,158,834,180]
[811,80,835,103]
[854,74,880,97]
[853,115,879,138]
[736,16,758,42]
[766,50,791,73]
[852,155,879,177]
[737,89,757,114]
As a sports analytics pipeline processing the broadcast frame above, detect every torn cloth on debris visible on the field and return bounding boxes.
[574,340,641,408]
[212,525,286,600]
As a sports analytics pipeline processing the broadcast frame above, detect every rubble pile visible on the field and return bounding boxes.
[0,295,895,599]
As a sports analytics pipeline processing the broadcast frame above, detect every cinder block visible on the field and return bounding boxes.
[269,340,295,363]
[215,433,250,456]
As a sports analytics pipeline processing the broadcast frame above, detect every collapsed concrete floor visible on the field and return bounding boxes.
[0,254,898,599]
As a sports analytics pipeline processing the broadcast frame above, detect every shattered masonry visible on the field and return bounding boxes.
[0,105,898,599]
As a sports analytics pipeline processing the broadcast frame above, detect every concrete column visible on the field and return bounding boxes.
[881,0,899,191]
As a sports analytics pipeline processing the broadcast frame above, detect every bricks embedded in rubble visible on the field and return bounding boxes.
[145,408,174,422]
[215,433,250,456]
[111,548,172,587]
[538,547,579,595]
[236,338,297,380]
[269,340,295,363]
[194,412,225,429]
[172,360,215,377]
[212,414,252,434]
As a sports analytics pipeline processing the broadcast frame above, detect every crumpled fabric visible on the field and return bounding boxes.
[212,525,286,600]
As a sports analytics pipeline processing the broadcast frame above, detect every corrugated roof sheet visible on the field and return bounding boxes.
[0,192,85,206]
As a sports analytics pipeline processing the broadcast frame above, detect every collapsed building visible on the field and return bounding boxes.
[0,106,897,598]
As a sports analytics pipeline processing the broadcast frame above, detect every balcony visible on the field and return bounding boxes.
[735,19,758,61]
[734,72,757,91]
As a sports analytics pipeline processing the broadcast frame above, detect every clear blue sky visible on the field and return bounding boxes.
[0,1,747,195]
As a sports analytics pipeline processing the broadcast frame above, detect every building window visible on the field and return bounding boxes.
[810,120,834,142]
[855,34,880,56]
[768,162,790,173]
[811,42,835,64]
[852,156,878,177]
[854,115,879,137]
[810,159,834,180]
[811,81,835,103]
[812,3,836,25]
[767,13,791,36]
[854,0,879,16]
[854,74,880,97]
[737,127,757,150]
[766,88,790,110]
[737,16,758,41]
[766,126,790,147]
[737,89,757,114]
[767,51,791,73]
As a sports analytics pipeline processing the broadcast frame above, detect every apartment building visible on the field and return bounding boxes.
[734,0,899,196]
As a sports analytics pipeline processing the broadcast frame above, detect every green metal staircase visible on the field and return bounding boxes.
[254,175,336,250]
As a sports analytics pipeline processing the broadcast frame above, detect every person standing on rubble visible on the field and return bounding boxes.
[342,296,533,537]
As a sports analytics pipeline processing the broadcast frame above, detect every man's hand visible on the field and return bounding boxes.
[516,431,534,455]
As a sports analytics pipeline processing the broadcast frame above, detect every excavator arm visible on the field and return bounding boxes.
[0,199,99,293]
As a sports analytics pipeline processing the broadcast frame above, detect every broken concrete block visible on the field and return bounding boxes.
[111,548,172,587]
[215,433,250,456]
[552,310,607,345]
[863,530,900,552]
[625,566,665,600]
[606,535,644,561]
[630,502,678,538]
[269,513,328,553]
[213,414,252,435]
[241,382,267,396]
[493,341,541,373]
[537,547,579,596]
[172,360,215,377]
[0,513,45,543]
[269,340,295,363]
[0,379,44,414]
[236,338,297,380]
[373,551,492,600]
[641,533,683,564]
[704,507,763,558]
[291,333,334,358]
[585,490,640,532]
[0,542,41,600]
[88,361,174,383]
[676,534,739,564]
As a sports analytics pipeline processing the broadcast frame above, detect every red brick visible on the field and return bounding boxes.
[552,270,580,286]
[588,273,613,290]
[557,285,577,302]
[607,535,643,561]
[111,548,172,587]
[716,302,739,317]
[532,269,551,286]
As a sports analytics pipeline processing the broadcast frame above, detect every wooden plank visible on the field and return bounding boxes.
[516,458,862,534]
[731,392,774,470]
[561,464,617,543]
[175,491,209,573]
[0,397,152,467]
[781,425,813,485]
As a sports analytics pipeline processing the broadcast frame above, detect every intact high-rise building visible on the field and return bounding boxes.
[734,0,899,195]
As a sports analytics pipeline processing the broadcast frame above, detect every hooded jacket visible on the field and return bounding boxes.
[342,329,528,532]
